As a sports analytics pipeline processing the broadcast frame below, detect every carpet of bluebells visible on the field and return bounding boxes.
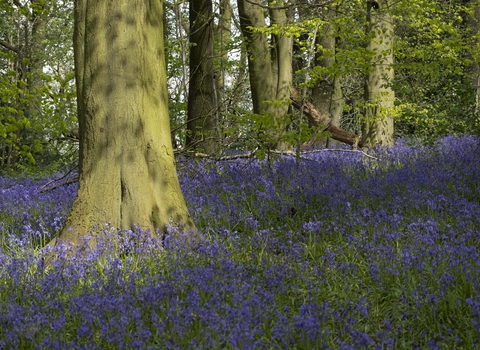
[0,135,479,349]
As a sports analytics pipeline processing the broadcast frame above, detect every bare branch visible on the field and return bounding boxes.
[38,166,78,193]
[182,147,259,161]
[302,148,378,160]
[177,147,377,161]
[12,0,24,9]
[243,0,292,10]
[0,39,19,53]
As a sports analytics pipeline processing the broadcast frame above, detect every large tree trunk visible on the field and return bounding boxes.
[51,0,195,248]
[187,0,217,153]
[237,0,292,150]
[362,0,395,148]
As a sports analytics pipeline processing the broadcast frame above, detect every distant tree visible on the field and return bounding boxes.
[362,0,395,147]
[164,0,190,148]
[392,0,476,140]
[463,0,480,133]
[311,5,344,147]
[186,0,217,153]
[213,0,233,142]
[237,0,293,150]
[50,0,195,248]
[0,0,76,171]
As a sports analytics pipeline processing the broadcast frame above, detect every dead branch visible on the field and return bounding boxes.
[289,86,363,148]
[0,40,19,53]
[302,148,378,160]
[38,167,78,193]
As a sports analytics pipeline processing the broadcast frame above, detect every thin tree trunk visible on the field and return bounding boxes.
[270,4,293,150]
[312,16,344,148]
[237,0,292,150]
[187,0,217,153]
[26,0,48,120]
[214,0,232,139]
[362,0,395,148]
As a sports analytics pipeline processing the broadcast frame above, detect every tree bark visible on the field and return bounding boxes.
[311,11,344,147]
[237,0,292,150]
[289,86,361,148]
[213,0,232,135]
[362,0,395,147]
[187,0,217,153]
[26,0,48,119]
[50,0,195,249]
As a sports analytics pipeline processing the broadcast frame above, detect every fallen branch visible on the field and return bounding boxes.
[178,147,259,161]
[302,148,378,160]
[289,86,363,148]
[177,147,377,161]
[38,167,78,193]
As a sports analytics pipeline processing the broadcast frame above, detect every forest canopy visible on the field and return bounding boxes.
[1,0,479,173]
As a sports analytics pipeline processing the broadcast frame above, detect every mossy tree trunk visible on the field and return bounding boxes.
[187,0,217,153]
[51,0,195,248]
[237,0,293,150]
[362,0,395,148]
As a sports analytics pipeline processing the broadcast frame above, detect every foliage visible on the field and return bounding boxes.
[164,0,190,148]
[285,0,480,141]
[393,0,480,141]
[1,0,480,171]
[0,0,77,173]
[1,135,479,348]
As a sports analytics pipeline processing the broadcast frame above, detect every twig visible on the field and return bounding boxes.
[244,0,292,10]
[38,166,78,193]
[0,40,18,53]
[180,147,259,161]
[302,148,378,160]
[179,147,377,161]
